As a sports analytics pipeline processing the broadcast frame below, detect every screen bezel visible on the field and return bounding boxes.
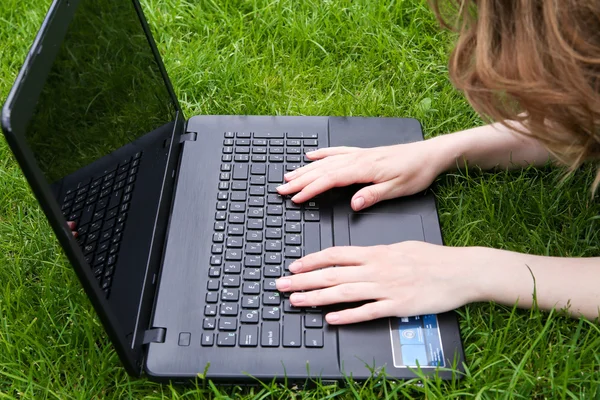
[1,0,185,376]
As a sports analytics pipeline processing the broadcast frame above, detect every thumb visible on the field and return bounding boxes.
[351,181,399,211]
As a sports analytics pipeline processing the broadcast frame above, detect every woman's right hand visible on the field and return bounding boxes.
[277,140,446,210]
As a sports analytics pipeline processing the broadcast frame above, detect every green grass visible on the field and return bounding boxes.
[1,0,600,398]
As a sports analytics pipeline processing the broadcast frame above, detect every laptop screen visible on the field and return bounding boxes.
[24,0,177,184]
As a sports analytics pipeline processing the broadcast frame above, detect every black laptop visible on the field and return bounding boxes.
[1,0,464,383]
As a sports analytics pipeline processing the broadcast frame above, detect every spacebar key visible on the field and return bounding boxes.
[304,222,321,256]
[282,315,301,347]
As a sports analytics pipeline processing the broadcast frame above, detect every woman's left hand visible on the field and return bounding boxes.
[275,241,484,324]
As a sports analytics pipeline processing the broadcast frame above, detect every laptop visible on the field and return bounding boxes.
[1,0,465,383]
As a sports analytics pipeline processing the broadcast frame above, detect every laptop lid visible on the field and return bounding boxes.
[2,0,184,375]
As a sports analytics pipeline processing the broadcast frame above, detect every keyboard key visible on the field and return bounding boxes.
[233,164,249,180]
[267,205,283,215]
[305,330,324,348]
[261,322,280,347]
[265,228,282,239]
[305,314,323,328]
[285,222,301,233]
[201,332,214,346]
[304,210,320,221]
[225,249,242,261]
[304,222,321,256]
[265,253,282,264]
[231,192,246,201]
[241,310,259,324]
[285,246,302,258]
[263,306,281,320]
[203,318,216,329]
[239,325,259,347]
[226,237,243,248]
[207,279,220,290]
[245,256,261,267]
[283,300,301,313]
[227,225,244,235]
[246,231,263,242]
[242,295,260,309]
[249,186,265,196]
[243,269,261,281]
[267,164,283,183]
[263,292,281,305]
[254,132,284,138]
[234,154,249,162]
[285,234,302,245]
[243,281,260,294]
[250,176,265,185]
[264,265,281,277]
[282,314,301,347]
[304,139,318,146]
[218,317,238,331]
[220,303,238,316]
[263,279,278,292]
[266,216,282,227]
[206,291,219,303]
[204,304,217,316]
[248,197,264,206]
[223,262,241,274]
[230,203,246,212]
[266,240,282,251]
[217,332,236,346]
[251,164,266,175]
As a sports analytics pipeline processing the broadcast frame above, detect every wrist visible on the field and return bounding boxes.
[467,247,536,305]
[424,133,467,174]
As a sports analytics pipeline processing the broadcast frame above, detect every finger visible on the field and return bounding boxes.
[277,167,325,196]
[283,155,335,182]
[67,221,76,230]
[350,180,400,211]
[305,146,361,161]
[290,168,365,203]
[289,282,379,306]
[325,301,395,325]
[288,246,371,273]
[275,266,366,292]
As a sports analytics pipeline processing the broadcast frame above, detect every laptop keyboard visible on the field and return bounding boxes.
[201,131,325,349]
[60,151,142,298]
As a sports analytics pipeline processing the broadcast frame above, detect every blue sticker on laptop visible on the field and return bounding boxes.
[389,315,445,368]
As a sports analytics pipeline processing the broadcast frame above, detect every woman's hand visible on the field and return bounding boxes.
[276,241,484,324]
[276,141,445,210]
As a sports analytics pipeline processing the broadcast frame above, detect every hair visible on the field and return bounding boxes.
[429,0,600,192]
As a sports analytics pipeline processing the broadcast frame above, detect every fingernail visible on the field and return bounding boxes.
[276,278,291,290]
[291,194,299,202]
[290,293,306,303]
[289,261,302,272]
[284,171,296,179]
[276,183,288,192]
[352,196,365,210]
[327,313,340,323]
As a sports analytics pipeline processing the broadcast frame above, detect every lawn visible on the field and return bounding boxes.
[1,0,600,398]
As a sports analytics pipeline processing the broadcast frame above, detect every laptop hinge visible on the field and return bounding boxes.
[179,131,197,143]
[143,328,166,344]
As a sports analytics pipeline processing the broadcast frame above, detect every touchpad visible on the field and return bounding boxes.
[348,213,425,246]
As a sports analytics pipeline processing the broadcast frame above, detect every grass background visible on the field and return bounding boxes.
[1,0,600,398]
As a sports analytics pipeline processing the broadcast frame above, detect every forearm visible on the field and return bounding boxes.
[468,247,600,320]
[429,121,555,173]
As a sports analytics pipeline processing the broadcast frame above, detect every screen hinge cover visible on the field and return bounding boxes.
[180,131,197,143]
[143,327,166,344]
